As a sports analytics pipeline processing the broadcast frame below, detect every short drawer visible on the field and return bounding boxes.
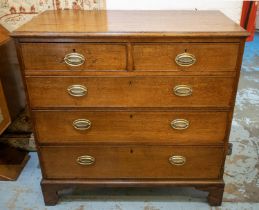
[40,145,224,179]
[133,43,239,71]
[21,43,127,71]
[33,110,228,144]
[26,76,235,108]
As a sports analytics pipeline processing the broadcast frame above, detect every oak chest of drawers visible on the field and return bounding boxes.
[12,10,248,206]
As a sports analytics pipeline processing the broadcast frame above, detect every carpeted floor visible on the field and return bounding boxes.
[223,32,259,203]
[224,71,259,202]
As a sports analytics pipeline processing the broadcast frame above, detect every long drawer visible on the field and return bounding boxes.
[21,43,127,71]
[33,110,228,144]
[40,145,224,179]
[133,43,239,71]
[26,76,235,108]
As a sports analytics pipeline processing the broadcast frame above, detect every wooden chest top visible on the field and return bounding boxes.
[12,10,248,37]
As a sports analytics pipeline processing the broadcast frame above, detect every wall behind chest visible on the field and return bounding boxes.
[0,0,242,32]
[107,0,243,23]
[0,0,106,31]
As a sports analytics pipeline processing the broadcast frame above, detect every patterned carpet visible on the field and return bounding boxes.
[0,0,105,32]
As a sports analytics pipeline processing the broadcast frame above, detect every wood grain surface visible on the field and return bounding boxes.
[0,81,10,134]
[12,10,248,37]
[0,25,25,120]
[33,110,228,144]
[0,26,10,45]
[21,43,127,71]
[26,76,235,108]
[133,43,239,71]
[40,145,224,179]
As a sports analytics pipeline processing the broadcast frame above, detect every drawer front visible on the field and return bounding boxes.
[133,43,239,71]
[26,76,234,108]
[40,146,224,179]
[21,43,127,71]
[34,110,228,144]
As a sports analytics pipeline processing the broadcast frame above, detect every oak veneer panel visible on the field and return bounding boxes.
[26,76,235,108]
[0,26,10,45]
[0,25,25,120]
[12,10,248,37]
[40,146,224,179]
[133,43,239,71]
[34,110,228,144]
[0,81,10,134]
[0,143,29,181]
[0,26,28,181]
[21,43,127,71]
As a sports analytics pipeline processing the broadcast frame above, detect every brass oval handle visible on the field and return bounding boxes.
[67,85,87,97]
[169,155,186,166]
[171,119,189,130]
[73,119,91,130]
[175,52,196,67]
[64,52,85,67]
[173,85,192,97]
[77,155,95,165]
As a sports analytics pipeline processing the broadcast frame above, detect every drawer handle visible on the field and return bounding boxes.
[64,52,85,67]
[173,85,192,97]
[171,119,189,130]
[169,155,186,166]
[77,155,95,165]
[73,119,91,130]
[175,52,196,67]
[67,85,87,97]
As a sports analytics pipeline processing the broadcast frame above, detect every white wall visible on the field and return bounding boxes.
[106,0,243,24]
